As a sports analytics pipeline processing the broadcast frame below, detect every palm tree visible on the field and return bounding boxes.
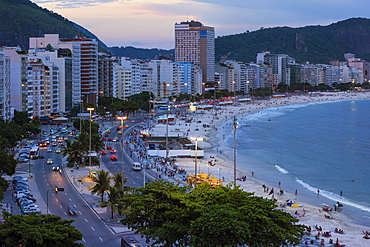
[61,139,84,166]
[91,134,105,154]
[101,186,120,219]
[90,170,111,202]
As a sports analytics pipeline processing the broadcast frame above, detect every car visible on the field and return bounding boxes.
[117,131,122,135]
[46,158,53,164]
[22,208,41,215]
[106,129,111,133]
[104,133,109,137]
[52,142,58,146]
[116,126,122,130]
[100,150,107,155]
[68,205,78,215]
[108,138,113,141]
[113,138,118,142]
[55,148,61,153]
[47,148,52,152]
[52,165,60,171]
[60,142,65,146]
[101,137,106,141]
[110,155,118,161]
[124,125,129,128]
[21,196,37,202]
[18,157,29,163]
[130,120,135,122]
[106,145,112,150]
[110,149,117,153]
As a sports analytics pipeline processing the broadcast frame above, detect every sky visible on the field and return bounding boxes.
[32,0,370,50]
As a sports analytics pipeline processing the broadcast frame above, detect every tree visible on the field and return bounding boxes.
[61,139,84,167]
[13,110,30,126]
[101,186,120,219]
[121,181,305,247]
[90,170,111,202]
[0,212,83,247]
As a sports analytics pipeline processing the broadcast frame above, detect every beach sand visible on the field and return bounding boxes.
[149,92,370,246]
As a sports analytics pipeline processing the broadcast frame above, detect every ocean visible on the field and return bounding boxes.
[224,98,370,227]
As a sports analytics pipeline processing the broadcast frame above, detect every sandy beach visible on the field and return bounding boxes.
[148,92,370,246]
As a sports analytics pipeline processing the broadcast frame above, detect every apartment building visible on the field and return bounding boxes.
[4,47,28,113]
[0,48,11,121]
[175,20,215,88]
[29,34,98,108]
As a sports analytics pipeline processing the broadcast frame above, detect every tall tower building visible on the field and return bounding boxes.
[175,20,215,89]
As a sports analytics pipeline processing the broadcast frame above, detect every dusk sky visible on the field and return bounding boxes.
[33,0,369,49]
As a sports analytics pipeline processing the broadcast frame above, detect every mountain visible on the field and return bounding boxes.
[109,46,174,60]
[215,18,370,64]
[0,0,107,51]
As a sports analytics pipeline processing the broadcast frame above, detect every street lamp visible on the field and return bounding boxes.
[87,107,95,166]
[117,116,128,191]
[233,116,238,188]
[232,81,236,103]
[190,137,204,180]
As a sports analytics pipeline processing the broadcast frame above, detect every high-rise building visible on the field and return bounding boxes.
[4,47,28,113]
[29,34,98,108]
[0,48,11,121]
[175,20,215,89]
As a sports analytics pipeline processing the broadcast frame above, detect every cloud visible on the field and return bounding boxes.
[34,0,120,8]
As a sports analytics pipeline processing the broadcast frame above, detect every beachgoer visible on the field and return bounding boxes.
[295,189,298,195]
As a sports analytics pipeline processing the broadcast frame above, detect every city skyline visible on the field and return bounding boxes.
[32,0,369,50]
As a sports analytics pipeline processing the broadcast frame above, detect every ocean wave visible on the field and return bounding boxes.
[274,164,289,174]
[296,178,370,213]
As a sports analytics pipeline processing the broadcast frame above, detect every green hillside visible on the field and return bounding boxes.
[215,18,370,64]
[0,0,105,50]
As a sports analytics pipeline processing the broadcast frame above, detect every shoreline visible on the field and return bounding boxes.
[149,92,370,246]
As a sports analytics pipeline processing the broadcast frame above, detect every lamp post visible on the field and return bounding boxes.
[165,101,170,162]
[87,107,95,166]
[117,116,128,191]
[233,116,238,188]
[190,137,204,179]
[232,81,236,103]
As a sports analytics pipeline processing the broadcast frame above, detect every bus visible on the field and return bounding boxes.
[29,146,39,159]
[132,162,142,171]
[121,236,143,247]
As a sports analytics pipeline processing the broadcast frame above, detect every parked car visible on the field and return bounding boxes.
[47,148,53,153]
[47,158,53,164]
[18,157,29,163]
[100,150,107,155]
[55,148,61,153]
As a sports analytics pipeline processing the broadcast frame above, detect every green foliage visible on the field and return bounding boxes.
[13,110,30,126]
[0,212,83,247]
[90,170,111,202]
[121,181,305,247]
[0,0,108,51]
[216,18,370,64]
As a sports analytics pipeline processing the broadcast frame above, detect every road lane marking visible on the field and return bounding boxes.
[91,227,95,231]
[99,237,103,241]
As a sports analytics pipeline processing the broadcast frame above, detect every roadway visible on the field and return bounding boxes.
[33,118,152,246]
[33,134,119,246]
